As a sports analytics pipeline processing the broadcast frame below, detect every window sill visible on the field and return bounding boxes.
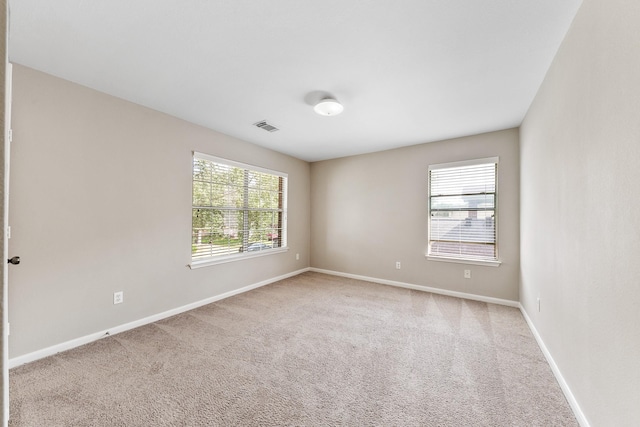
[189,247,289,269]
[426,255,501,267]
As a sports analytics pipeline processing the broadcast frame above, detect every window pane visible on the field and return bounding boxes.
[192,208,243,259]
[192,153,287,262]
[431,194,495,210]
[431,212,495,243]
[247,171,261,188]
[193,159,212,182]
[210,183,226,206]
[431,164,496,196]
[430,241,495,260]
[248,210,275,234]
[248,188,260,208]
[263,190,280,209]
[227,168,244,187]
[230,184,245,208]
[212,163,233,183]
[192,181,211,206]
[428,160,497,261]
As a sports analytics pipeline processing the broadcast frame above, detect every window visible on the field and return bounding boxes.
[191,152,287,266]
[427,157,499,265]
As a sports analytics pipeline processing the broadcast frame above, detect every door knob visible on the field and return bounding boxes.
[7,256,20,265]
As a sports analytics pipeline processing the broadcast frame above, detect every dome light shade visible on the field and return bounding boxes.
[314,97,344,116]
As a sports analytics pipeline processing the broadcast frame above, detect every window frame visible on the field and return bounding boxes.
[189,151,288,269]
[426,157,501,267]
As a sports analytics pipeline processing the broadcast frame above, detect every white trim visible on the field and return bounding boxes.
[309,268,519,308]
[8,268,310,369]
[193,151,287,178]
[426,255,501,267]
[189,247,289,269]
[519,304,590,427]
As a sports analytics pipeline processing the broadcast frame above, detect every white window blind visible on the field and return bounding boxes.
[428,157,498,262]
[192,152,287,264]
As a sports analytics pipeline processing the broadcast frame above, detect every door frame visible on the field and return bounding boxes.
[1,1,9,425]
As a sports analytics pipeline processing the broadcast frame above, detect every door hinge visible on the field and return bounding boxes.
[6,226,10,239]
[8,129,12,142]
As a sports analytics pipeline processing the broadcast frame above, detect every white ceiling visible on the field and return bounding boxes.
[9,0,582,162]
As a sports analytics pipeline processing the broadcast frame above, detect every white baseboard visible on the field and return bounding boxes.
[9,267,311,369]
[309,268,519,307]
[518,304,590,427]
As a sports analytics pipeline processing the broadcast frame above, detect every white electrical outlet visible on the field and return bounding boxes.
[296,253,300,260]
[113,291,124,305]
[395,261,401,270]
[464,269,471,279]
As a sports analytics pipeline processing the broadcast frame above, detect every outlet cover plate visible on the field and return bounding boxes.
[114,291,124,305]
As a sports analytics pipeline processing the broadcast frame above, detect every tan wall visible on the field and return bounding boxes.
[8,64,310,358]
[310,128,520,302]
[520,0,640,424]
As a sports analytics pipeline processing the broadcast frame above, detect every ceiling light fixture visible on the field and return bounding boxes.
[314,97,344,116]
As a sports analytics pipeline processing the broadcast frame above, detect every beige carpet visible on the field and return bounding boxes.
[9,272,577,426]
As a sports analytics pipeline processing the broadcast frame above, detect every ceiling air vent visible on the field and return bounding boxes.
[253,120,279,133]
